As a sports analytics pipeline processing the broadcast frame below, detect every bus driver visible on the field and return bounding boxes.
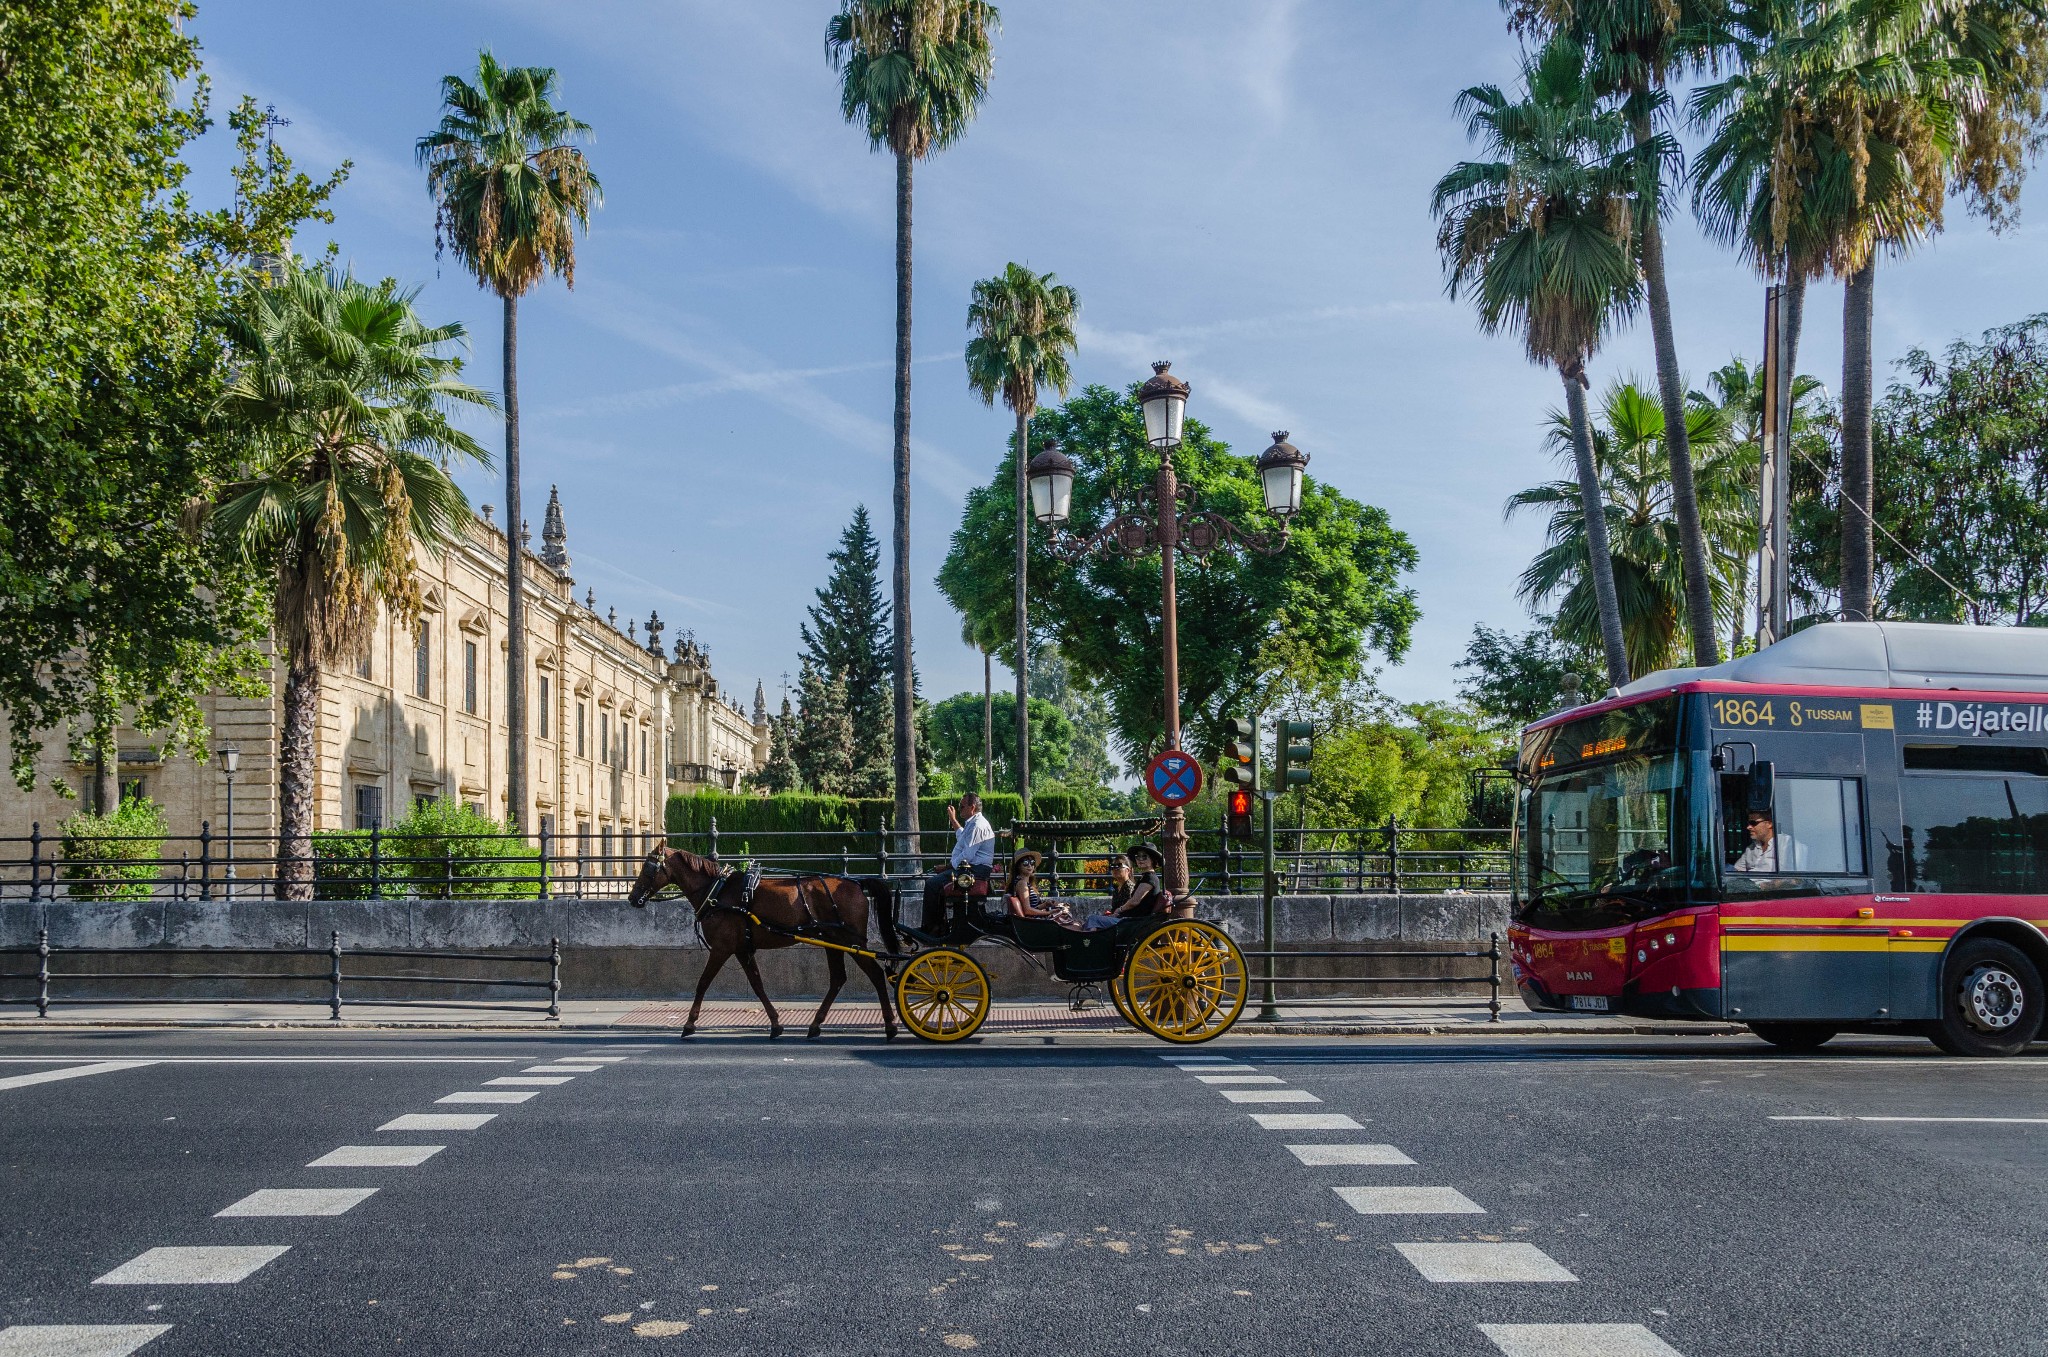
[1732,810,1804,873]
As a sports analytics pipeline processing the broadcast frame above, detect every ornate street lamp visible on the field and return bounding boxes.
[719,763,740,793]
[1027,362,1303,898]
[217,745,241,896]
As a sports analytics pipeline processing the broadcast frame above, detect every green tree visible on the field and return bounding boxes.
[1509,0,1728,667]
[1508,380,1754,678]
[213,264,492,900]
[1027,638,1119,791]
[929,691,1072,793]
[938,383,1417,769]
[800,506,894,796]
[827,0,999,847]
[791,660,855,795]
[964,261,1078,809]
[1455,620,1606,731]
[1432,34,1650,687]
[417,51,601,834]
[1285,686,1502,835]
[0,4,343,793]
[748,695,803,794]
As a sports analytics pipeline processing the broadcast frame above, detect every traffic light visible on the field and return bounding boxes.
[1222,717,1257,789]
[1275,719,1314,789]
[1226,787,1254,840]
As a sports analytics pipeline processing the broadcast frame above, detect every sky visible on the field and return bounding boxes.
[183,0,2048,726]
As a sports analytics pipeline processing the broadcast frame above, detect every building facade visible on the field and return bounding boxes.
[3,489,768,855]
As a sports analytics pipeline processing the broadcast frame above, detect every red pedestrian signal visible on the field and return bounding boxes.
[1227,787,1254,841]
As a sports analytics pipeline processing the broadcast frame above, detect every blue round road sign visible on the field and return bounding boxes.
[1145,749,1203,808]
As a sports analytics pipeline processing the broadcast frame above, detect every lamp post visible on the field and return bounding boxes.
[217,745,241,897]
[719,763,739,793]
[1028,362,1307,898]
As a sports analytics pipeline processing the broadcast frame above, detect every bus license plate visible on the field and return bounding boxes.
[1570,995,1610,1012]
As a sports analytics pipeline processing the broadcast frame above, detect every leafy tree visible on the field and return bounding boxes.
[0,3,344,793]
[1432,35,1651,687]
[1456,621,1606,731]
[827,0,999,846]
[964,261,1078,807]
[800,506,894,796]
[1508,380,1754,677]
[791,661,855,795]
[214,264,492,900]
[929,690,1072,793]
[1284,685,1502,834]
[938,383,1417,770]
[418,51,601,833]
[1027,639,1119,790]
[59,793,169,902]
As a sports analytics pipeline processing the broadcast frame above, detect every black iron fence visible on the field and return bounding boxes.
[1239,935,1504,1020]
[0,815,1509,902]
[0,929,561,1018]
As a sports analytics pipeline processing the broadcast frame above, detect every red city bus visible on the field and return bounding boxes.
[1509,621,2048,1056]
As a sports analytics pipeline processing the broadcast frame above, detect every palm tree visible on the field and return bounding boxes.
[417,51,600,834]
[964,262,1077,813]
[1508,0,1726,666]
[1432,35,1648,688]
[828,0,999,852]
[1511,380,1755,677]
[215,264,492,900]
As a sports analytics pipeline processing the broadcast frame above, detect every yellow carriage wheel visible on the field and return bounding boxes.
[1109,974,1143,1030]
[1122,920,1247,1044]
[894,948,991,1043]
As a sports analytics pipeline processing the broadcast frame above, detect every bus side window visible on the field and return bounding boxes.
[1777,776,1865,875]
[1902,744,2048,893]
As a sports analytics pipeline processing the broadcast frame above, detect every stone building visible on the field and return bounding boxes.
[2,488,768,859]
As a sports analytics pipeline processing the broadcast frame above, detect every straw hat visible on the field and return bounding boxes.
[1127,843,1166,872]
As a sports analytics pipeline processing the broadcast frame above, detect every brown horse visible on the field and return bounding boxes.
[626,847,899,1040]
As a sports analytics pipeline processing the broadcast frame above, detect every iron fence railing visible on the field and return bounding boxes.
[1238,935,1504,1020]
[0,815,1509,902]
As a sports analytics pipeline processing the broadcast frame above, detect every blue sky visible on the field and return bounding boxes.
[185,0,2048,725]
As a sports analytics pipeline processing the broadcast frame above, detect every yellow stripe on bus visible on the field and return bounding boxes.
[1722,935,1943,954]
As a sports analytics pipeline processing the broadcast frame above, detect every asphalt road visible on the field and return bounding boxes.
[2,1027,2045,1356]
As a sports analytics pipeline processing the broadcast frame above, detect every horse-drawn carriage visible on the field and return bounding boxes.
[627,842,1250,1045]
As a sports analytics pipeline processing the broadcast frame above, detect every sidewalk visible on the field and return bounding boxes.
[0,995,1742,1037]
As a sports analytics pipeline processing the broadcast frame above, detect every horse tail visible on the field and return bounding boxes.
[858,876,900,955]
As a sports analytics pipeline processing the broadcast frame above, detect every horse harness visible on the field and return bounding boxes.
[694,861,842,952]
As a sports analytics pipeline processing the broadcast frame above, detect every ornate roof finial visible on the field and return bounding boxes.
[753,680,768,725]
[585,587,595,611]
[541,485,570,571]
[479,504,494,525]
[628,619,637,642]
[607,605,617,629]
[646,610,666,659]
[519,518,532,548]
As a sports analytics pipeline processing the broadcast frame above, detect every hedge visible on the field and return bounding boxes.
[60,796,169,901]
[665,790,1097,841]
[314,801,540,900]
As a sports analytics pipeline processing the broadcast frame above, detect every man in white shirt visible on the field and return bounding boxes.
[919,792,995,932]
[1732,811,1804,873]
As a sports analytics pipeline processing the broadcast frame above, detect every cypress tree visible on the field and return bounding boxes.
[750,695,802,794]
[791,660,854,796]
[800,506,894,793]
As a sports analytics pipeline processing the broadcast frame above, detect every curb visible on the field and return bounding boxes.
[0,1017,1749,1037]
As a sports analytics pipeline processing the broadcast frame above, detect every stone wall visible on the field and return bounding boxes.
[0,893,1510,1004]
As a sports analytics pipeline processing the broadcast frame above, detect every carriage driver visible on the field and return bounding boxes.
[919,792,996,932]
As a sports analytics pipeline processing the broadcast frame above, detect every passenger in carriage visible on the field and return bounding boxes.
[1081,845,1174,929]
[1002,852,1079,927]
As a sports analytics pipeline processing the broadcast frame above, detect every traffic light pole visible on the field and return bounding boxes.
[1259,787,1278,1022]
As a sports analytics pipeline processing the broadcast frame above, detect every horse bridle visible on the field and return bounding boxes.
[636,846,742,921]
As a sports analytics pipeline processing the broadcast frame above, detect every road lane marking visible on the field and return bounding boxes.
[217,1188,378,1218]
[1156,1054,1235,1062]
[1251,1113,1361,1130]
[94,1246,290,1286]
[0,1061,156,1091]
[1394,1243,1576,1283]
[486,1076,574,1086]
[1335,1186,1484,1214]
[588,1045,654,1051]
[0,1324,172,1355]
[378,1113,495,1131]
[1772,1115,2048,1124]
[0,1057,510,1065]
[1192,1074,1282,1085]
[1768,1115,1844,1121]
[1219,1089,1320,1104]
[573,1056,629,1063]
[1287,1144,1415,1166]
[308,1145,443,1167]
[527,1064,602,1073]
[436,1090,536,1104]
[1480,1323,1683,1356]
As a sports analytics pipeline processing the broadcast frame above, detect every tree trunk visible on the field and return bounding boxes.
[1840,258,1876,622]
[276,645,318,901]
[890,147,919,856]
[503,292,528,835]
[1632,110,1718,667]
[90,722,118,815]
[982,648,992,794]
[1564,369,1631,688]
[1012,405,1031,813]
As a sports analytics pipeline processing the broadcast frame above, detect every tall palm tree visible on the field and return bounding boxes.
[1433,35,1650,688]
[1508,0,1726,666]
[417,51,600,835]
[964,262,1077,813]
[215,264,492,900]
[1511,380,1755,677]
[828,0,998,851]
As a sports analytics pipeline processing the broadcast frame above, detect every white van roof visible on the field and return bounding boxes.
[1618,621,2048,697]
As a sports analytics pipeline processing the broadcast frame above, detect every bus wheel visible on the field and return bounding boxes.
[1748,1022,1838,1052]
[1930,939,2044,1058]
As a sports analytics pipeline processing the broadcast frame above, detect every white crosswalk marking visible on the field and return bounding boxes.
[572,1056,629,1063]
[94,1246,290,1286]
[216,1188,377,1218]
[308,1145,443,1168]
[486,1076,573,1086]
[436,1090,536,1104]
[377,1113,495,1131]
[0,1062,157,1093]
[1395,1243,1576,1283]
[1192,1074,1282,1084]
[588,1045,654,1051]
[1156,1054,1234,1062]
[0,1324,172,1356]
[1286,1143,1414,1166]
[1334,1185,1483,1214]
[1219,1088,1320,1104]
[1479,1323,1684,1356]
[1251,1113,1362,1130]
[527,1064,601,1073]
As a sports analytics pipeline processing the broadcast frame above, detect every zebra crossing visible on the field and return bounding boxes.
[1161,1051,1685,1357]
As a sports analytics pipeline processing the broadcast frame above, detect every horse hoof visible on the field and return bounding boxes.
[678,1026,694,1040]
[806,1026,822,1040]
[768,1025,784,1040]
[886,1028,899,1041]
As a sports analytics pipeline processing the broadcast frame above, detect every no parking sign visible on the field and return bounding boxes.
[1144,749,1203,809]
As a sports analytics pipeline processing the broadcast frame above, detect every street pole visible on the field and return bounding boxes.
[1157,448,1189,899]
[1259,785,1278,1021]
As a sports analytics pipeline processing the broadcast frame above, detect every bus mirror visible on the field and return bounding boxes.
[1747,760,1776,817]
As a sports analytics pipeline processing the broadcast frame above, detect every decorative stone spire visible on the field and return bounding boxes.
[585,587,596,611]
[519,518,532,549]
[628,619,637,642]
[607,605,617,630]
[479,504,494,525]
[540,485,570,571]
[752,680,768,725]
[646,610,666,659]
